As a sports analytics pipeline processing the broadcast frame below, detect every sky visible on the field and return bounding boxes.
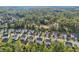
[0,0,79,6]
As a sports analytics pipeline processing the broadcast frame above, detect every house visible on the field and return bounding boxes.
[3,23,8,28]
[0,18,2,24]
[36,37,43,45]
[70,33,78,41]
[65,41,73,47]
[2,33,9,42]
[9,29,15,33]
[45,32,50,37]
[0,29,4,34]
[28,30,34,35]
[20,34,28,44]
[66,34,71,41]
[20,34,27,41]
[74,35,78,41]
[70,33,75,38]
[22,29,28,34]
[28,35,34,44]
[53,32,58,40]
[45,37,51,48]
[36,32,42,38]
[15,29,21,34]
[12,33,19,41]
[4,29,8,33]
[62,33,67,41]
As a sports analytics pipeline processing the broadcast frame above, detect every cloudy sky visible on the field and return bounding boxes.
[0,0,79,6]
